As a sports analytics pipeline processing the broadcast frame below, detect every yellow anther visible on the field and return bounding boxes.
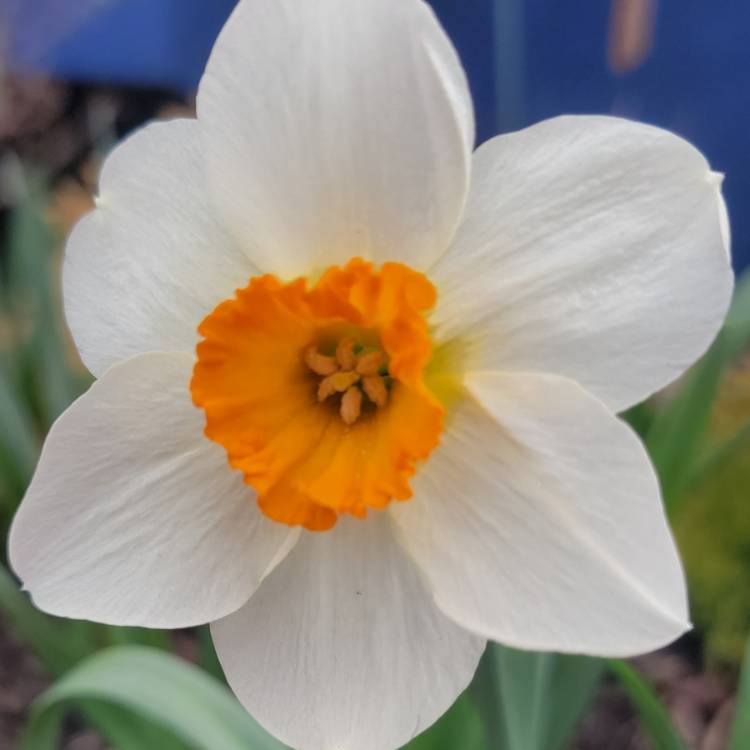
[362,374,388,407]
[194,257,439,531]
[318,370,360,402]
[304,346,339,376]
[309,338,389,423]
[336,337,357,370]
[340,385,363,426]
[356,350,385,375]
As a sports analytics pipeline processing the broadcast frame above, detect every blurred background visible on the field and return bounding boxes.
[1,1,749,748]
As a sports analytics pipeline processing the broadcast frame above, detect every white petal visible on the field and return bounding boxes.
[391,371,689,657]
[430,116,733,412]
[211,514,484,750]
[9,353,296,628]
[197,0,473,277]
[64,119,255,377]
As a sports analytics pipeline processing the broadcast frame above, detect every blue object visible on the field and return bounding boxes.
[434,0,750,271]
[523,0,750,272]
[6,0,236,91]
[524,0,750,271]
[429,0,498,146]
[5,0,749,270]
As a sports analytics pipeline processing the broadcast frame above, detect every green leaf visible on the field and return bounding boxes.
[0,563,94,676]
[81,701,191,750]
[646,333,728,508]
[622,401,656,439]
[609,660,688,750]
[728,637,750,750]
[404,692,485,750]
[6,172,86,427]
[538,653,605,750]
[0,357,38,502]
[20,645,289,750]
[472,643,603,750]
[103,624,172,651]
[725,269,750,354]
[0,564,185,749]
[683,417,750,491]
[646,270,750,513]
[196,623,226,682]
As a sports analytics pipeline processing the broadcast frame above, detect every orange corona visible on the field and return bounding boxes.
[191,258,444,531]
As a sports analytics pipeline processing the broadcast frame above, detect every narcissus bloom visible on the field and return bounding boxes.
[10,0,733,748]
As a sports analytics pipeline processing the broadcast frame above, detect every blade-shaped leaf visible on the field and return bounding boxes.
[81,701,191,750]
[0,357,38,502]
[473,643,603,750]
[6,172,87,427]
[646,332,729,508]
[403,692,485,750]
[196,623,225,682]
[609,659,689,750]
[684,417,750,491]
[539,653,604,750]
[646,270,750,513]
[103,624,172,651]
[0,563,93,676]
[20,645,289,750]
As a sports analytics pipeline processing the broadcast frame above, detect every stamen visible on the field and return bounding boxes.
[193,258,441,530]
[306,339,391,424]
[362,374,388,407]
[336,337,357,370]
[304,346,339,376]
[356,350,385,375]
[340,385,363,425]
[318,370,360,401]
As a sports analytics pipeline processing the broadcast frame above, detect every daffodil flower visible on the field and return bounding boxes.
[10,1,733,748]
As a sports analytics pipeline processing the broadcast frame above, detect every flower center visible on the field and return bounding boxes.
[305,338,390,425]
[191,258,444,531]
